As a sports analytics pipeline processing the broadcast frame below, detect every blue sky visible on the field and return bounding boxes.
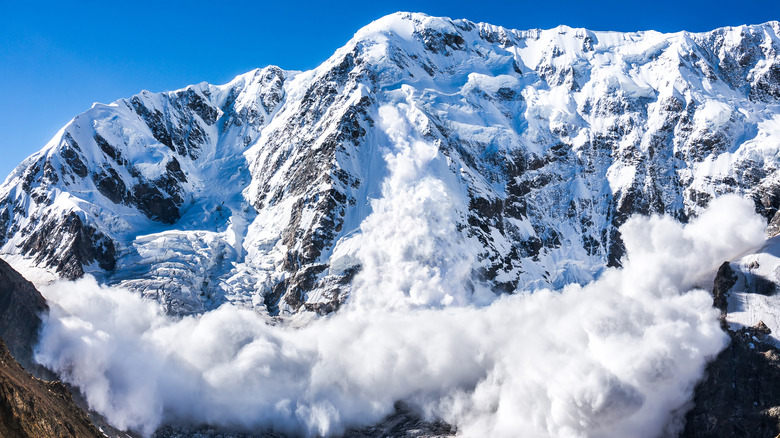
[1,0,778,180]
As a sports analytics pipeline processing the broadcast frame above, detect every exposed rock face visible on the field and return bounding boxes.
[683,323,780,437]
[343,402,455,438]
[19,211,116,280]
[685,250,780,437]
[0,257,136,438]
[0,257,48,373]
[711,261,737,318]
[2,14,780,318]
[0,336,103,438]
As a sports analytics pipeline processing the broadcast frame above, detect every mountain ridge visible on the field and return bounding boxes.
[3,12,780,316]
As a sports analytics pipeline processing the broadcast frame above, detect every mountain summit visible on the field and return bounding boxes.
[2,12,780,316]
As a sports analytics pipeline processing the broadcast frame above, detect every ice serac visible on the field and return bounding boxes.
[3,13,780,315]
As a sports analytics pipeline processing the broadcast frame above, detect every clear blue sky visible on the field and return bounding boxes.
[1,0,778,180]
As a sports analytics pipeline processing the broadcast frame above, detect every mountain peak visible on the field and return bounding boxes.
[2,14,780,316]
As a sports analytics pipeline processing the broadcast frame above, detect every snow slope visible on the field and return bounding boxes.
[2,13,780,316]
[721,236,780,345]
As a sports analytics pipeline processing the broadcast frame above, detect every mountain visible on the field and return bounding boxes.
[2,13,780,318]
[5,12,780,438]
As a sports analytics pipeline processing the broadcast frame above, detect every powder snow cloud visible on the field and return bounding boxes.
[35,197,765,437]
[33,104,768,437]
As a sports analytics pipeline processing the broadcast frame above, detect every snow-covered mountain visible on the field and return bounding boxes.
[3,12,780,316]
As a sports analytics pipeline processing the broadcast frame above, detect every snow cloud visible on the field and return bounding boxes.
[33,98,767,438]
[35,197,766,438]
[342,103,494,312]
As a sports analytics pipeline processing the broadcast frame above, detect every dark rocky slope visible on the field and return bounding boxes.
[154,402,455,438]
[684,263,780,437]
[0,257,126,437]
[0,257,48,373]
[0,336,103,438]
[683,322,780,437]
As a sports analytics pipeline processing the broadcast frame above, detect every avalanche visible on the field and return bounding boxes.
[35,196,765,437]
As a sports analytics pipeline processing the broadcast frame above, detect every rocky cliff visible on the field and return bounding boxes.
[0,336,104,438]
[684,257,780,437]
[0,258,103,437]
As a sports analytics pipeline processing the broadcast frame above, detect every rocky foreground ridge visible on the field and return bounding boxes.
[683,260,780,437]
[0,336,103,438]
[0,257,47,373]
[0,259,104,438]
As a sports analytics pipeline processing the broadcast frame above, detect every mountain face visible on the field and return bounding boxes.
[3,13,780,316]
[0,258,48,373]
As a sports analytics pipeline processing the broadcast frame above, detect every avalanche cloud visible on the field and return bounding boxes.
[34,195,765,437]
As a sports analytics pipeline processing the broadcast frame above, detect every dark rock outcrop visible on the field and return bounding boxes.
[711,262,737,318]
[153,401,454,438]
[343,401,455,438]
[684,261,780,437]
[0,257,48,373]
[0,336,103,438]
[0,257,132,438]
[20,211,116,280]
[683,323,780,437]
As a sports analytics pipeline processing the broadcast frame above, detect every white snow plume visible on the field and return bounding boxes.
[34,195,765,437]
[32,100,768,438]
[343,103,494,312]
[32,94,770,438]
